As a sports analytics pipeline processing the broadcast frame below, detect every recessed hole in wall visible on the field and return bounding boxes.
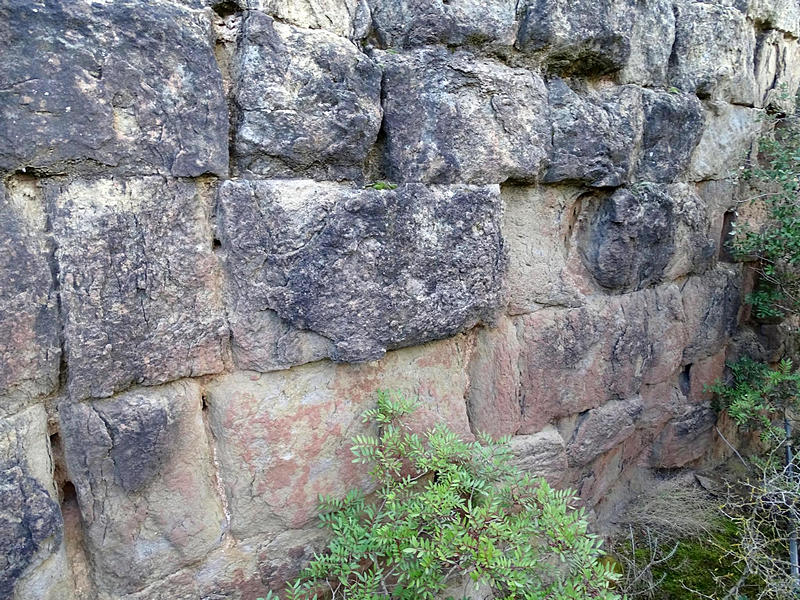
[212,239,222,250]
[679,363,692,396]
[60,480,77,504]
[719,210,737,262]
[212,1,240,18]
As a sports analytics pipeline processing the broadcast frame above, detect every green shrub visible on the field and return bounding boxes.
[259,391,620,600]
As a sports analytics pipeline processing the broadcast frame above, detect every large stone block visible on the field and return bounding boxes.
[59,381,226,595]
[204,336,474,539]
[0,180,60,417]
[368,0,517,50]
[217,180,505,363]
[544,80,642,187]
[516,0,634,76]
[635,89,705,183]
[649,403,717,468]
[1,406,72,600]
[577,184,714,292]
[619,0,675,86]
[682,266,743,362]
[45,177,227,400]
[502,185,590,314]
[380,48,550,184]
[565,398,643,467]
[755,31,800,114]
[516,285,687,433]
[0,1,227,177]
[510,427,568,485]
[240,0,372,38]
[669,1,757,105]
[688,103,762,181]
[233,12,382,179]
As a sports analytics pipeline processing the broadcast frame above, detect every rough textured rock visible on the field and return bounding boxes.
[59,381,226,596]
[544,80,642,187]
[503,185,590,313]
[619,0,675,86]
[218,179,505,363]
[748,0,800,37]
[669,0,757,105]
[510,426,568,484]
[649,403,717,468]
[516,0,634,76]
[635,89,705,183]
[0,180,60,416]
[0,0,227,177]
[516,285,687,433]
[682,266,743,362]
[204,336,473,539]
[368,0,517,50]
[565,398,643,467]
[233,12,382,179]
[45,177,227,400]
[578,184,714,292]
[754,31,800,113]
[380,48,550,184]
[689,103,762,181]
[1,406,71,600]
[241,0,372,38]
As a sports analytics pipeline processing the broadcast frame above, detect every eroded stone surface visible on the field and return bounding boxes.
[59,381,226,596]
[205,336,474,539]
[510,426,568,484]
[688,103,762,181]
[368,0,517,50]
[218,180,505,363]
[669,0,757,105]
[0,181,60,416]
[566,398,643,467]
[748,0,800,37]
[46,177,227,400]
[755,31,800,113]
[242,0,372,38]
[0,405,71,600]
[544,80,642,187]
[619,0,675,86]
[380,48,550,184]
[577,184,714,292]
[649,403,717,468]
[0,0,227,176]
[234,12,382,179]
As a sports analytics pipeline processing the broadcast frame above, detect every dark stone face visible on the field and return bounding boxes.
[0,0,228,176]
[217,181,507,362]
[0,464,63,598]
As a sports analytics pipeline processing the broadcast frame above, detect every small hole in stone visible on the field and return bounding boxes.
[201,394,209,411]
[212,239,222,250]
[679,363,692,396]
[719,210,737,262]
[60,480,77,504]
[212,1,240,18]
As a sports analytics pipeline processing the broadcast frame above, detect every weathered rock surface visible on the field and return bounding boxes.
[241,0,372,38]
[635,89,705,183]
[502,185,589,313]
[217,179,505,363]
[0,0,227,176]
[516,0,633,76]
[59,381,226,596]
[510,426,568,484]
[368,0,517,50]
[233,12,382,179]
[619,0,675,86]
[544,80,642,187]
[748,0,800,37]
[669,0,757,105]
[689,103,762,181]
[649,403,717,468]
[755,31,800,113]
[0,180,60,416]
[45,177,227,400]
[380,48,550,184]
[1,405,71,600]
[566,398,643,466]
[577,184,714,292]
[205,336,473,538]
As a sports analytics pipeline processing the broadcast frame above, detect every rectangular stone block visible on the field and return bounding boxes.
[379,47,550,184]
[45,177,227,400]
[0,180,60,416]
[233,12,382,179]
[59,381,227,595]
[217,179,505,364]
[0,0,228,176]
[204,336,474,539]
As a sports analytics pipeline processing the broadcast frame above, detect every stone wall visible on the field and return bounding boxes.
[1,0,798,598]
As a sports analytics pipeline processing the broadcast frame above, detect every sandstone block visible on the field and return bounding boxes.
[205,335,474,539]
[510,426,568,485]
[688,350,728,404]
[368,0,517,50]
[503,185,590,314]
[619,0,675,86]
[516,0,634,76]
[682,266,742,363]
[544,80,642,187]
[566,398,643,467]
[0,0,227,176]
[380,48,550,184]
[217,180,505,363]
[59,381,226,595]
[578,184,714,292]
[635,89,705,183]
[688,103,762,181]
[669,1,757,105]
[649,403,717,468]
[0,181,60,416]
[1,406,71,600]
[45,177,227,400]
[234,12,382,179]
